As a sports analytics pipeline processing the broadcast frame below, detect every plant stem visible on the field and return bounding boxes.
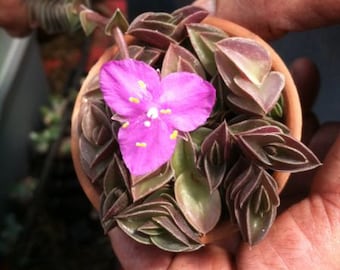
[78,5,129,59]
[112,26,130,59]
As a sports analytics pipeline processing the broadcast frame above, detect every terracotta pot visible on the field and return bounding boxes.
[71,16,302,240]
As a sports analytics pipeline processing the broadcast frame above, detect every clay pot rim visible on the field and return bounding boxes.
[71,16,302,212]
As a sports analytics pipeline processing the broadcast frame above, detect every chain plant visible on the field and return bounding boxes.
[29,1,321,252]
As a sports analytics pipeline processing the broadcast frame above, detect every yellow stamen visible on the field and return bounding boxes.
[136,142,147,148]
[160,108,172,115]
[138,80,147,90]
[129,97,140,104]
[170,130,178,140]
[122,122,129,128]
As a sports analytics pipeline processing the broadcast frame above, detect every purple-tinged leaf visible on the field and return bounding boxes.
[131,163,174,201]
[175,171,221,234]
[150,232,203,252]
[102,190,129,221]
[225,160,279,245]
[152,216,191,247]
[117,205,169,220]
[227,93,265,115]
[216,37,272,85]
[161,43,206,78]
[117,218,152,245]
[79,134,113,183]
[215,49,239,90]
[127,7,208,50]
[103,154,130,196]
[128,28,178,49]
[232,123,282,136]
[200,121,230,192]
[236,133,284,166]
[171,5,208,22]
[242,194,277,245]
[267,134,321,172]
[234,71,285,114]
[235,131,321,172]
[160,203,201,243]
[171,6,209,37]
[229,117,290,135]
[230,118,281,135]
[187,23,227,75]
[127,45,162,66]
[137,220,162,236]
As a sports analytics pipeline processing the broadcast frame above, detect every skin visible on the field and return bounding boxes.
[1,0,340,39]
[194,0,340,39]
[0,0,33,36]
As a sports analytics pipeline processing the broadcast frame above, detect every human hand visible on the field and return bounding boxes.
[107,58,340,269]
[0,0,33,36]
[193,0,340,40]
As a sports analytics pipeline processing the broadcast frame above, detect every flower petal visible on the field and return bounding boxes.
[100,59,161,117]
[159,72,215,131]
[118,118,177,175]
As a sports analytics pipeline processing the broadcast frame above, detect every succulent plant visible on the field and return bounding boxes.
[31,2,322,251]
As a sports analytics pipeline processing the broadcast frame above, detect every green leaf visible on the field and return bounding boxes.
[187,23,227,75]
[104,8,129,35]
[65,3,82,32]
[190,127,212,147]
[171,137,196,177]
[216,37,272,85]
[79,10,97,36]
[161,43,206,78]
[150,232,202,252]
[131,163,174,201]
[175,171,221,234]
[117,219,152,245]
[201,121,230,192]
[152,216,191,247]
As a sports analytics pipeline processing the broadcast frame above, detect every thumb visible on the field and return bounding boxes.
[193,0,340,40]
[311,131,340,197]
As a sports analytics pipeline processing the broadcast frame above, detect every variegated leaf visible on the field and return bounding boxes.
[161,43,206,78]
[216,37,272,85]
[187,23,227,75]
[175,171,221,234]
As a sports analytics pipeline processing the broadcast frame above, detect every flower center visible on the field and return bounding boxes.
[147,107,159,119]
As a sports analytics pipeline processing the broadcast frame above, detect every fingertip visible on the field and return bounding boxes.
[308,122,340,161]
[301,112,319,145]
[289,57,320,113]
[311,124,340,194]
[108,228,173,270]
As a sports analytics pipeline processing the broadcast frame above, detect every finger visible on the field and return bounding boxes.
[289,57,320,144]
[168,245,234,270]
[108,228,173,270]
[279,123,340,212]
[311,126,340,195]
[210,0,340,39]
[109,227,235,270]
[289,57,319,114]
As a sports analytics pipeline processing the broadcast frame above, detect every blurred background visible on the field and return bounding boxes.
[0,0,339,269]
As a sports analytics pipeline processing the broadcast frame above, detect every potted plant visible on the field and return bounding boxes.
[67,4,320,252]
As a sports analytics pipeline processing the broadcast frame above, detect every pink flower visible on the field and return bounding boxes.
[100,59,215,175]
